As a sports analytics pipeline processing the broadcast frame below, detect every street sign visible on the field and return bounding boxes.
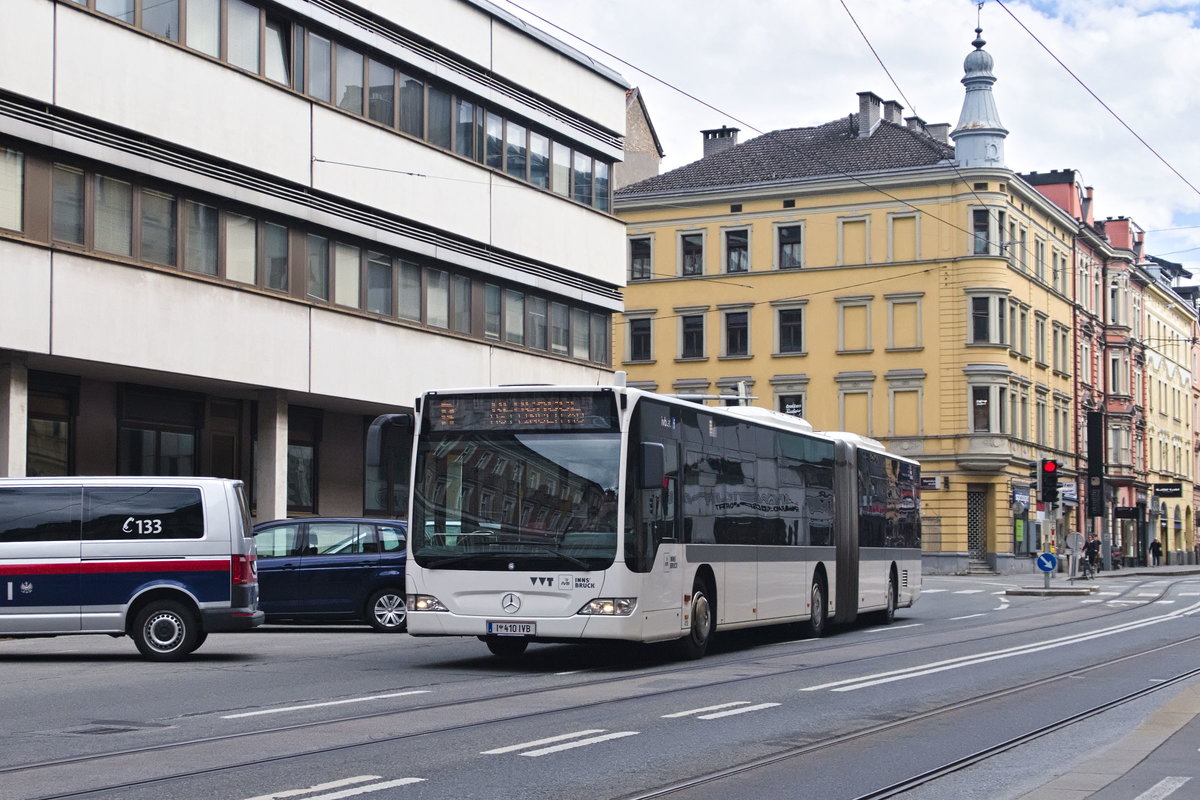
[1036,553,1057,572]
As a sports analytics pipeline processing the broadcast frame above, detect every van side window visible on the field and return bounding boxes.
[83,487,204,540]
[0,487,81,542]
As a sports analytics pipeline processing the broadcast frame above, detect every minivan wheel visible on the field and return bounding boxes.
[132,600,200,661]
[367,588,407,632]
[674,579,715,660]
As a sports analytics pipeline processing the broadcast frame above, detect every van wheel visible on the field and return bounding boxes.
[675,579,715,660]
[367,589,407,632]
[804,578,828,638]
[132,600,199,661]
[485,637,529,657]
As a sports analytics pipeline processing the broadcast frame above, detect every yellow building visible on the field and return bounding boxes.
[614,32,1079,574]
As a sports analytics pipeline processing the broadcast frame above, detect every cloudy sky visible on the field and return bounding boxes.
[496,0,1200,275]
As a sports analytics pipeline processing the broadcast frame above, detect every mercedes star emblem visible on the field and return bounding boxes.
[501,593,521,613]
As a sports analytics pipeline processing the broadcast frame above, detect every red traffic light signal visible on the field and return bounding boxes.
[1040,458,1060,503]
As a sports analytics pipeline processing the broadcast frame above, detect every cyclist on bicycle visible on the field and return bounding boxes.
[1082,533,1101,578]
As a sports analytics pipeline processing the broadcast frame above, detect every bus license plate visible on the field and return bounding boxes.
[487,621,535,636]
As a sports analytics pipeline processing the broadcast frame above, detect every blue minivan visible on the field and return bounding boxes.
[252,518,406,632]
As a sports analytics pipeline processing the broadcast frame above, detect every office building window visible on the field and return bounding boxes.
[398,260,422,321]
[227,0,261,73]
[306,234,329,300]
[264,222,289,291]
[398,73,425,137]
[140,190,177,267]
[550,302,569,355]
[366,251,392,315]
[186,0,220,57]
[505,122,528,180]
[52,164,83,243]
[334,242,360,308]
[183,201,219,275]
[94,176,133,256]
[335,44,364,115]
[485,284,501,340]
[528,297,547,350]
[227,213,257,284]
[452,275,472,334]
[506,289,525,345]
[426,269,449,328]
[571,308,590,360]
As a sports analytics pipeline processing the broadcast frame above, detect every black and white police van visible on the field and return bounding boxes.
[0,477,263,660]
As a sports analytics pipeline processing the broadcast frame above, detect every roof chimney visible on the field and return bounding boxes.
[904,115,927,135]
[926,123,951,144]
[857,91,882,138]
[701,126,740,158]
[1082,186,1094,227]
[883,100,904,124]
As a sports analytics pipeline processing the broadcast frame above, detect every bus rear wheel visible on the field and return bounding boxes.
[804,579,828,638]
[675,580,715,660]
[485,637,529,658]
[876,574,897,625]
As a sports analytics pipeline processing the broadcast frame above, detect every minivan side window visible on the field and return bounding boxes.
[255,524,299,557]
[307,522,367,555]
[0,487,81,542]
[83,487,204,540]
[378,525,406,553]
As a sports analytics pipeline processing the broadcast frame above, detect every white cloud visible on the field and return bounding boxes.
[498,0,1200,269]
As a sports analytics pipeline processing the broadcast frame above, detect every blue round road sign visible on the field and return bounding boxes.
[1036,553,1057,572]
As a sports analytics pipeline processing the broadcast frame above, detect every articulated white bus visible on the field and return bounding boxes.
[405,381,921,658]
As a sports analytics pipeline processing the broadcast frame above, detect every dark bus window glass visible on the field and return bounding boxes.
[84,487,204,540]
[0,488,80,542]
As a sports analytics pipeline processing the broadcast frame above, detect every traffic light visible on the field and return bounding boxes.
[1040,458,1060,504]
[1027,461,1039,490]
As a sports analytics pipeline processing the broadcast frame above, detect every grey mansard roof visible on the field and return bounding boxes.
[615,115,956,199]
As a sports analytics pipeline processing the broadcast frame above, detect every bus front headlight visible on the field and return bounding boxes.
[577,598,637,616]
[408,594,449,612]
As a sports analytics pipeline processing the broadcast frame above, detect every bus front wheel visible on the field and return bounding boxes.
[676,580,715,660]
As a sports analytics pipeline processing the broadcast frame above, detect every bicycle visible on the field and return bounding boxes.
[1078,556,1097,580]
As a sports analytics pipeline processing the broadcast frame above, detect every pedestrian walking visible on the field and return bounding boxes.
[1149,538,1163,566]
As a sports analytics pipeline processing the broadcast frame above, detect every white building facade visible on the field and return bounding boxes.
[0,0,627,521]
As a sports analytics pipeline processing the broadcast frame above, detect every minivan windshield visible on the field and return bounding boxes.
[411,432,621,571]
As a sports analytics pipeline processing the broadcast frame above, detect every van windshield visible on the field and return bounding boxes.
[411,432,620,571]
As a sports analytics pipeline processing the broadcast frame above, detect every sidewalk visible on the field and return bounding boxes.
[1015,566,1200,799]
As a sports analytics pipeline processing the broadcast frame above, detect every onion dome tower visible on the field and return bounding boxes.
[951,28,1008,168]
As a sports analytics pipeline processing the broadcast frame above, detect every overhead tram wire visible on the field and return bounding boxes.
[995,0,1200,203]
[840,0,1017,262]
[496,0,999,249]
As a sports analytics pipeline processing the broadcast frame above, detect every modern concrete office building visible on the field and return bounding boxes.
[0,0,628,521]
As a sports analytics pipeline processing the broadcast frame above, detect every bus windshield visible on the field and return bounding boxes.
[411,431,621,571]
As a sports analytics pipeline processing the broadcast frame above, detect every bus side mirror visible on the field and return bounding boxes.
[639,442,665,489]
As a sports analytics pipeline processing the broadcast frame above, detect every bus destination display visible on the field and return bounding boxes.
[427,393,617,432]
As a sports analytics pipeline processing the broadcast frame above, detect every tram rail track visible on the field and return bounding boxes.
[6,576,1195,800]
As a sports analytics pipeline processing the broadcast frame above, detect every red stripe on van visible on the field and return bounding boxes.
[0,560,229,575]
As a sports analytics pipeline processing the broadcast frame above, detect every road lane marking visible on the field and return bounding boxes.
[482,730,605,755]
[865,623,923,633]
[245,777,381,800]
[953,590,985,594]
[245,777,424,800]
[222,691,430,719]
[1132,777,1191,800]
[1137,593,1160,597]
[1154,600,1177,604]
[697,703,780,719]
[663,702,749,718]
[921,589,947,593]
[803,599,1200,692]
[1180,592,1200,597]
[519,731,639,756]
